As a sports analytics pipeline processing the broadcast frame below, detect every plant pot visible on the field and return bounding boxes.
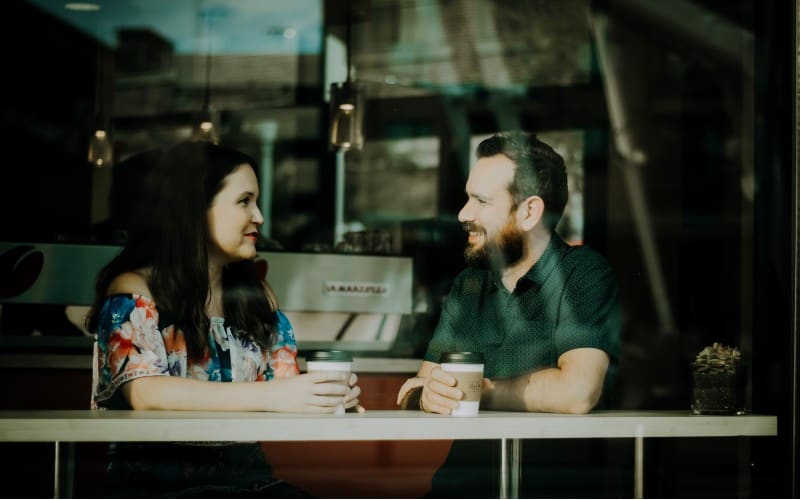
[691,369,747,415]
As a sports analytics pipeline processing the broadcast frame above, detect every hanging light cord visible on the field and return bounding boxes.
[203,44,211,112]
[94,46,104,126]
[345,0,352,83]
[202,5,212,113]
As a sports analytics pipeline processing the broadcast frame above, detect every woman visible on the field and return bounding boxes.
[87,141,360,497]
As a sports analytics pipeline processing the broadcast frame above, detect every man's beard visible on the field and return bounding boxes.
[463,219,525,270]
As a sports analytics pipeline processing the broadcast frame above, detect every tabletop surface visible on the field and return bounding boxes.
[0,410,777,442]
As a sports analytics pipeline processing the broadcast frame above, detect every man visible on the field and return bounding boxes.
[397,131,621,497]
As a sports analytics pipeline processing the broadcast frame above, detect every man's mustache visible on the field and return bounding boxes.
[462,222,483,233]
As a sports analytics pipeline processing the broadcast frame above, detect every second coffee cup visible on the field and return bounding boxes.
[440,352,485,417]
[305,350,354,415]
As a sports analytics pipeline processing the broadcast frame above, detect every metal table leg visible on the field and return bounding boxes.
[53,441,75,499]
[54,441,60,499]
[635,434,644,498]
[500,438,522,499]
[509,438,520,498]
[65,442,75,498]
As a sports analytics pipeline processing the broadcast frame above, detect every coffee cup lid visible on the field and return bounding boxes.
[306,350,353,362]
[440,352,484,364]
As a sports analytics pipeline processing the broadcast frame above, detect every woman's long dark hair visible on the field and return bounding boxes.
[87,141,278,362]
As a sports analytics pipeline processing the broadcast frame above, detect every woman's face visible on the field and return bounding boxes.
[206,164,264,265]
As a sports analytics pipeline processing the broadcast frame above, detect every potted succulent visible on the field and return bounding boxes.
[691,342,746,415]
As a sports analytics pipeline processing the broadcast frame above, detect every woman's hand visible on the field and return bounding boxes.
[263,371,362,413]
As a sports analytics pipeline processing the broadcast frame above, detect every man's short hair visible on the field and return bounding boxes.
[476,131,568,231]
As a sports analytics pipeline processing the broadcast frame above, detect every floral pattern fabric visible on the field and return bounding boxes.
[92,293,299,409]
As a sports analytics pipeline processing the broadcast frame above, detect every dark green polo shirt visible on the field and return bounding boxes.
[424,234,621,386]
[425,235,624,497]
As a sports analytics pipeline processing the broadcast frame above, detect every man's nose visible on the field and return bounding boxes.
[457,200,473,223]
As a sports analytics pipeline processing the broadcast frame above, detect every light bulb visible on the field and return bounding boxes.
[88,129,113,168]
[191,114,220,144]
[329,81,364,150]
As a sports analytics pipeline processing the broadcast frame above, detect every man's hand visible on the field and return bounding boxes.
[420,367,462,414]
[396,376,425,408]
[396,361,468,414]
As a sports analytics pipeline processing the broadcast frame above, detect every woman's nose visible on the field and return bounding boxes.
[252,206,264,224]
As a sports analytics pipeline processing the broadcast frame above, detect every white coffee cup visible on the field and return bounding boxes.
[305,350,354,415]
[440,352,485,417]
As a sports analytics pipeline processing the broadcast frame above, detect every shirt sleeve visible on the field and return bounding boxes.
[266,310,300,379]
[553,250,622,362]
[93,294,170,408]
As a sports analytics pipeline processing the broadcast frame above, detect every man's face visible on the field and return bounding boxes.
[457,155,524,269]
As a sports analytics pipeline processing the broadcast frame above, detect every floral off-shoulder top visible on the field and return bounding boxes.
[92,293,300,410]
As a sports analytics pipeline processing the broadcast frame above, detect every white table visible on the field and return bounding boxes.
[0,410,777,498]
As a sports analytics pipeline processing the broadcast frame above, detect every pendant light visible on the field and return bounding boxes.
[191,8,219,144]
[88,46,113,167]
[329,0,363,150]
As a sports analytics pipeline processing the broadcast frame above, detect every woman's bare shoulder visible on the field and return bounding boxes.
[107,268,152,298]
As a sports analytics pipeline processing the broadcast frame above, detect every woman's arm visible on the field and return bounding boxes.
[122,370,361,413]
[100,272,361,413]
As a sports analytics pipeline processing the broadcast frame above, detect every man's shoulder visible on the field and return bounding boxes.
[558,243,618,292]
[561,242,613,270]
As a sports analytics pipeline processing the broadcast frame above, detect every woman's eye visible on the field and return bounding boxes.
[238,198,249,206]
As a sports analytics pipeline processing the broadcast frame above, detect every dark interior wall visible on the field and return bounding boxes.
[591,0,755,412]
[598,1,794,493]
[0,1,99,242]
[750,0,796,494]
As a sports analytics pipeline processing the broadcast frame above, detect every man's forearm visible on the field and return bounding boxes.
[481,368,601,414]
[482,349,609,414]
[481,368,571,413]
[480,372,530,412]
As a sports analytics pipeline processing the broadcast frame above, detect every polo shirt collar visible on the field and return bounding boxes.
[489,234,569,293]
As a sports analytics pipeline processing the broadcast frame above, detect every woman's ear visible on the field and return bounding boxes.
[519,196,544,231]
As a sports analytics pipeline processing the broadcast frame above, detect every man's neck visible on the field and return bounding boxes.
[500,231,551,292]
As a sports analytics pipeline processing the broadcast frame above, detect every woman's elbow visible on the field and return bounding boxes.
[121,378,162,410]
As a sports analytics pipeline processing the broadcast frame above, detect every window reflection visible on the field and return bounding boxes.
[0,0,794,494]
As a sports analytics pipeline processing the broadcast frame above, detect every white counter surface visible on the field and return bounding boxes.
[0,410,776,443]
